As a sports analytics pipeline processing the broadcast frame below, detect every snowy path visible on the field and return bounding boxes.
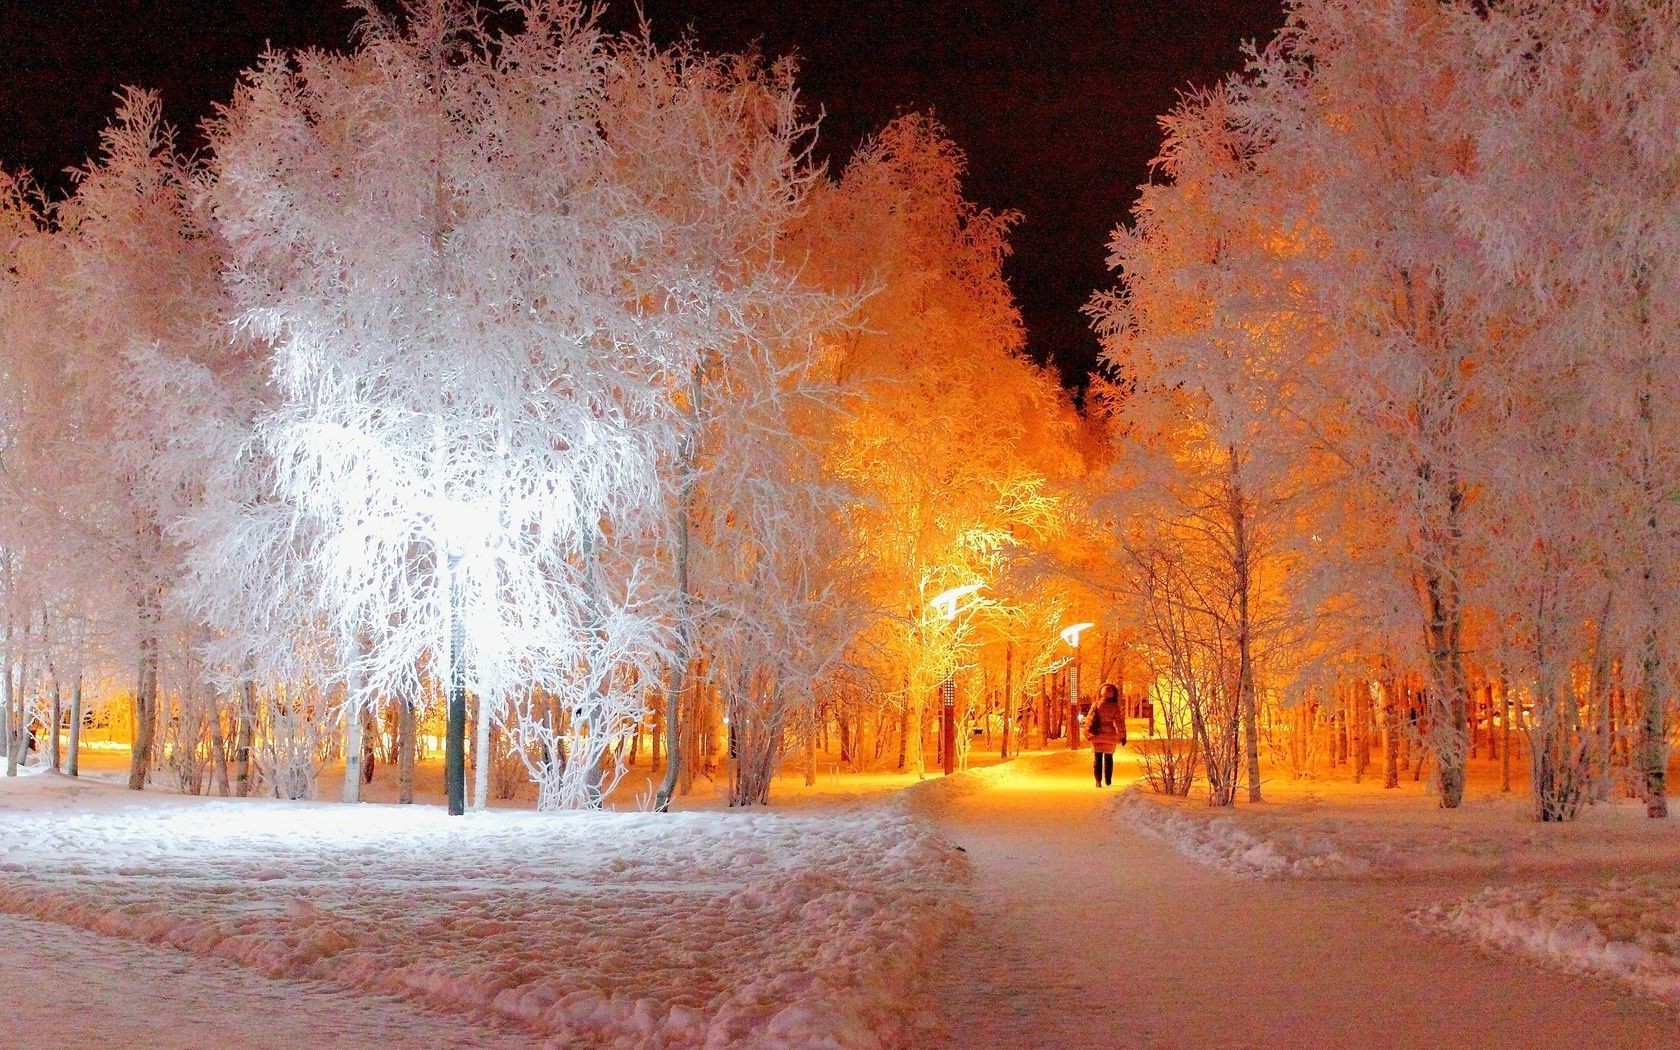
[920,750,1679,1049]
[1,911,527,1048]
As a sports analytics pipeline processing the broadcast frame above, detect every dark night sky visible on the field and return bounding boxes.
[0,0,1290,387]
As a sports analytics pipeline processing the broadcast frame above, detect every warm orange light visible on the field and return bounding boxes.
[1060,621,1094,647]
[929,582,983,621]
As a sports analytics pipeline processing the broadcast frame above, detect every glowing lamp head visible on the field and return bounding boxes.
[1060,622,1094,648]
[433,497,491,562]
[929,582,983,621]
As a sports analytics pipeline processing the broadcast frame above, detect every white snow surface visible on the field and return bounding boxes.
[0,772,967,1048]
[1115,788,1375,878]
[0,909,521,1047]
[1114,774,1680,880]
[1415,876,1680,1004]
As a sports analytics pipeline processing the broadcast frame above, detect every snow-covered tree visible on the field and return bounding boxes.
[797,114,1080,777]
[1441,0,1680,817]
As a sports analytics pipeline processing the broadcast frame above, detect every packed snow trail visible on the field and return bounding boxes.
[918,750,1678,1049]
[0,911,526,1048]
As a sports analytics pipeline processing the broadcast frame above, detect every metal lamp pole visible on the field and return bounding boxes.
[444,551,466,816]
[1061,622,1093,751]
[940,675,956,776]
[1069,657,1081,750]
[929,582,982,777]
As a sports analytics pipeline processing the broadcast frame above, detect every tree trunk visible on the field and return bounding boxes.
[655,368,704,813]
[3,603,16,777]
[472,685,491,811]
[1633,267,1669,819]
[397,693,416,804]
[1228,448,1261,803]
[211,691,230,797]
[1500,674,1513,794]
[235,681,255,798]
[342,667,364,804]
[1383,670,1400,789]
[127,603,160,791]
[1002,641,1014,759]
[48,679,61,772]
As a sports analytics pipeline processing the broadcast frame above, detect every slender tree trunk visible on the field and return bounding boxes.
[210,692,230,797]
[1500,674,1513,794]
[343,667,363,804]
[67,677,82,777]
[128,596,160,791]
[397,693,415,804]
[3,601,16,777]
[1383,669,1400,789]
[651,692,664,771]
[235,681,254,798]
[1633,268,1669,818]
[896,689,909,770]
[48,678,61,773]
[1228,449,1262,803]
[1002,641,1014,759]
[472,686,490,811]
[655,367,704,813]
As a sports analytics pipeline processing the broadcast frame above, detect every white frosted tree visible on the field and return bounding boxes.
[208,1,853,811]
[4,91,233,791]
[1204,0,1507,808]
[1092,82,1323,805]
[1442,0,1680,817]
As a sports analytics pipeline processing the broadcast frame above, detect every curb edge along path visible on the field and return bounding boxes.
[918,749,1678,1050]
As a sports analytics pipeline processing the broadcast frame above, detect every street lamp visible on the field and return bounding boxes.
[929,582,983,776]
[1061,621,1093,750]
[434,498,490,817]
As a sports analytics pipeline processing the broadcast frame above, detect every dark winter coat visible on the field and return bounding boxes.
[1087,697,1125,754]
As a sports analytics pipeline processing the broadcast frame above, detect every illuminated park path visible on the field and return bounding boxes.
[920,751,1677,1050]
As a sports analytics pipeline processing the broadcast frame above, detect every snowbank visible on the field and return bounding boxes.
[0,774,968,1048]
[1114,789,1375,879]
[1112,775,1680,881]
[1415,876,1680,1003]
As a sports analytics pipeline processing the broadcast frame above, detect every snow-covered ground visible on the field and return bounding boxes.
[1107,760,1680,1021]
[1114,767,1680,880]
[1416,876,1680,1005]
[920,749,1680,1048]
[0,768,966,1048]
[0,910,522,1048]
[10,749,1680,1048]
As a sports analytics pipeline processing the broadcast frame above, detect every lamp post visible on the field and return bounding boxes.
[1061,622,1093,750]
[444,548,467,816]
[929,583,982,777]
[435,498,487,818]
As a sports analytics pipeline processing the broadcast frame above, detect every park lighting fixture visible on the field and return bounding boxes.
[431,496,490,817]
[1061,621,1094,648]
[929,582,982,621]
[1061,621,1094,749]
[927,581,984,776]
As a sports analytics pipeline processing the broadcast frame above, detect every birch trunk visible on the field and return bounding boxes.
[67,677,82,778]
[49,679,61,772]
[234,680,254,798]
[342,666,363,804]
[211,691,230,797]
[397,693,415,804]
[127,596,160,791]
[655,365,702,813]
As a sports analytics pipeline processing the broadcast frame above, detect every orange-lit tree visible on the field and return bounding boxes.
[798,114,1080,776]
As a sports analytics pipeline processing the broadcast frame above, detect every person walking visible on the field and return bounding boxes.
[1087,682,1125,787]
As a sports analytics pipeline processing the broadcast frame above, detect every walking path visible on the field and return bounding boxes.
[920,749,1678,1049]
